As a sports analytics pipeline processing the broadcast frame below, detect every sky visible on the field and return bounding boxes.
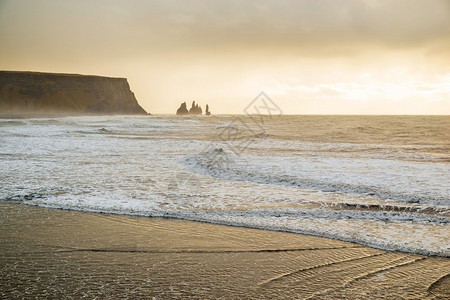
[1,0,450,114]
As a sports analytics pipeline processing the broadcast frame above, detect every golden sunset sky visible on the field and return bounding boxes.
[1,0,450,114]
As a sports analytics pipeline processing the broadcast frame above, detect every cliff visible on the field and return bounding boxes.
[0,71,147,115]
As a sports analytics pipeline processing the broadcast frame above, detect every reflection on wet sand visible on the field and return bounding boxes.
[1,202,449,299]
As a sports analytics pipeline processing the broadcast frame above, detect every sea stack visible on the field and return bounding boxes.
[0,71,147,115]
[188,101,202,115]
[176,101,211,115]
[176,102,189,115]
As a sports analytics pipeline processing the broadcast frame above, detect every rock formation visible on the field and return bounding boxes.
[176,102,189,115]
[188,101,202,115]
[176,101,211,115]
[0,71,147,115]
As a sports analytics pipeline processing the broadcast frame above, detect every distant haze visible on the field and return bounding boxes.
[1,0,449,114]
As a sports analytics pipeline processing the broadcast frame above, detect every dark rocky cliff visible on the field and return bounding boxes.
[0,71,147,115]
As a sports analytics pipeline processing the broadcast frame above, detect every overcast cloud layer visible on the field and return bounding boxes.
[1,0,449,114]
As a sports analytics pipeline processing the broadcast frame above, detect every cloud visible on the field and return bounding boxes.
[2,0,450,57]
[270,74,450,101]
[133,0,450,53]
[1,0,449,114]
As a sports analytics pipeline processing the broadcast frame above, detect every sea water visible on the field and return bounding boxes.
[0,115,448,256]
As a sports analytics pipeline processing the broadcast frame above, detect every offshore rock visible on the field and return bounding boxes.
[188,101,202,115]
[176,100,210,115]
[176,102,189,115]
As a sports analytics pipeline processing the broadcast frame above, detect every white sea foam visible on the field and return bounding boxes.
[183,147,450,206]
[1,115,449,256]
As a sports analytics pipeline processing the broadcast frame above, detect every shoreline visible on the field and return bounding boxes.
[11,201,448,258]
[1,201,449,299]
[1,114,449,120]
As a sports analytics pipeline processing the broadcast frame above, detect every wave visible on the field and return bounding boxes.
[1,115,449,258]
[3,195,448,257]
[0,120,27,127]
[4,191,448,225]
[29,119,64,125]
[182,148,449,206]
[2,181,449,257]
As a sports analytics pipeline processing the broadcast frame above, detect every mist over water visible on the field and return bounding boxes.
[0,115,449,256]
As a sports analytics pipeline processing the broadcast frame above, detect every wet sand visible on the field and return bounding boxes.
[1,202,449,299]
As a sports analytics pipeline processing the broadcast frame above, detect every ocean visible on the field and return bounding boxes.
[0,115,449,256]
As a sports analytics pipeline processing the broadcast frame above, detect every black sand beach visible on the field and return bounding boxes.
[1,202,448,299]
